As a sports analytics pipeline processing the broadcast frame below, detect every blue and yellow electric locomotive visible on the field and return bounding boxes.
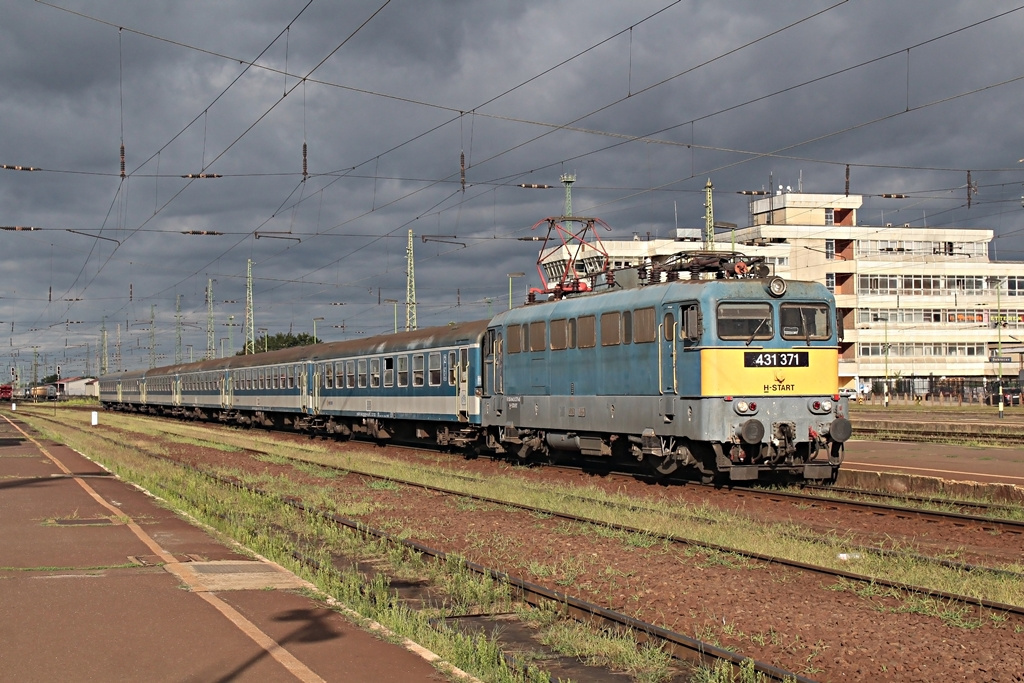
[481,274,850,481]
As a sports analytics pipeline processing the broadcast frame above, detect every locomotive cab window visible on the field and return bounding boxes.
[780,303,831,341]
[717,302,774,341]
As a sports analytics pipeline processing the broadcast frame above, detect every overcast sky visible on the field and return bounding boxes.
[3,0,1024,376]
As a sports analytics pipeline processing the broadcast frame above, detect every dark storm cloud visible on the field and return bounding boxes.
[3,0,1024,375]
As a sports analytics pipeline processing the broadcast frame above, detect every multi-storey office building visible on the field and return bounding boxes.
[538,192,1021,396]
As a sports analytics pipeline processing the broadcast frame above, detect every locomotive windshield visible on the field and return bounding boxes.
[717,302,773,341]
[780,303,831,341]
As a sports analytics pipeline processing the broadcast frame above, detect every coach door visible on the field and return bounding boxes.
[455,347,470,421]
[173,376,182,407]
[221,372,233,409]
[659,307,679,395]
[310,363,323,415]
[300,364,313,415]
[660,302,700,396]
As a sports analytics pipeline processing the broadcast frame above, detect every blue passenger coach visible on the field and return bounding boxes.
[100,321,489,448]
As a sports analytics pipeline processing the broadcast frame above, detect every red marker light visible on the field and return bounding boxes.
[724,396,733,402]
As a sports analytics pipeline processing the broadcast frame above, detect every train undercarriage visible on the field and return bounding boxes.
[102,402,848,484]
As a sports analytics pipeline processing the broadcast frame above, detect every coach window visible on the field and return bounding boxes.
[717,302,774,341]
[346,360,356,388]
[601,312,620,346]
[633,307,656,343]
[529,321,546,351]
[550,319,567,350]
[578,315,596,348]
[370,358,381,388]
[334,363,343,389]
[325,366,333,389]
[507,324,522,353]
[413,354,425,387]
[448,350,457,385]
[398,355,409,387]
[258,370,264,390]
[358,359,368,388]
[428,352,441,386]
[384,357,394,387]
[780,303,831,341]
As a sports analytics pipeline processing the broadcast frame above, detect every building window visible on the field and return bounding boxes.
[825,239,835,260]
[825,273,835,293]
[824,208,834,226]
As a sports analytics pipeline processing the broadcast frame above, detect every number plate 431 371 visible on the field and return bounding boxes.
[743,351,809,367]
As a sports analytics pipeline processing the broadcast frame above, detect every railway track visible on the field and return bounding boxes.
[801,483,1024,519]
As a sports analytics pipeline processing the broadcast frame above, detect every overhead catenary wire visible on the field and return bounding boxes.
[15,2,1024,361]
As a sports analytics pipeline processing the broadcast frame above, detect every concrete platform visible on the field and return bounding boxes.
[0,415,458,682]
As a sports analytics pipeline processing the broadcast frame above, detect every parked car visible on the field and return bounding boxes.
[985,389,1022,406]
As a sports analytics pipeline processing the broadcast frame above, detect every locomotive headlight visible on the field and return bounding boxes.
[767,276,787,297]
[807,398,832,414]
[733,400,758,415]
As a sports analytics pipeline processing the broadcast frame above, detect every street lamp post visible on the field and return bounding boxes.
[507,272,525,310]
[312,317,324,343]
[989,277,1006,418]
[884,315,889,408]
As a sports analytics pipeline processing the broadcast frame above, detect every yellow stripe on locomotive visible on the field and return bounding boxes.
[700,348,839,396]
